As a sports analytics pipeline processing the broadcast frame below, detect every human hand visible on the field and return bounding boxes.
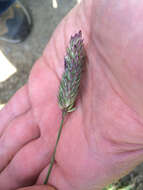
[1,0,143,190]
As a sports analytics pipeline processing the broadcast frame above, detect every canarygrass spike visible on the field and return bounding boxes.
[58,30,85,112]
[44,31,86,184]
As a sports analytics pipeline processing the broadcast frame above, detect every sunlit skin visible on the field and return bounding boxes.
[1,0,143,190]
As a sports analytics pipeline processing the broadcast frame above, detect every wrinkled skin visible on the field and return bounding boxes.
[1,0,143,190]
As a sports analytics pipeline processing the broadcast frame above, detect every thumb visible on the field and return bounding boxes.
[16,185,56,190]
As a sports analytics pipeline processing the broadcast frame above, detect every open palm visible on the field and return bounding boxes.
[1,1,143,190]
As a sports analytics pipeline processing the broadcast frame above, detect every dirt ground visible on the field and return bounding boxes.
[110,164,143,190]
[0,0,76,104]
[0,0,143,189]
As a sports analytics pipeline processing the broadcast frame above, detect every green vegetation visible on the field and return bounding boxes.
[103,184,134,190]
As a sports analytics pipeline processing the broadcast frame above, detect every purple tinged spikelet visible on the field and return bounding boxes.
[58,31,85,112]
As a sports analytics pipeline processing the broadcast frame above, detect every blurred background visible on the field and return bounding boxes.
[0,0,143,189]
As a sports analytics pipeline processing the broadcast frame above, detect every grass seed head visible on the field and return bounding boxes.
[58,30,85,112]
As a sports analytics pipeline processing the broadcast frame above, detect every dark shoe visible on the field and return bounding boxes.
[0,0,32,43]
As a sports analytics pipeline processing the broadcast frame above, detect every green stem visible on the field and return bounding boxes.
[44,110,66,185]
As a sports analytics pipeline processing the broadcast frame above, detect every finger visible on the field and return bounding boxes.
[37,164,72,190]
[17,185,56,190]
[0,110,39,172]
[0,137,54,189]
[0,85,31,136]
